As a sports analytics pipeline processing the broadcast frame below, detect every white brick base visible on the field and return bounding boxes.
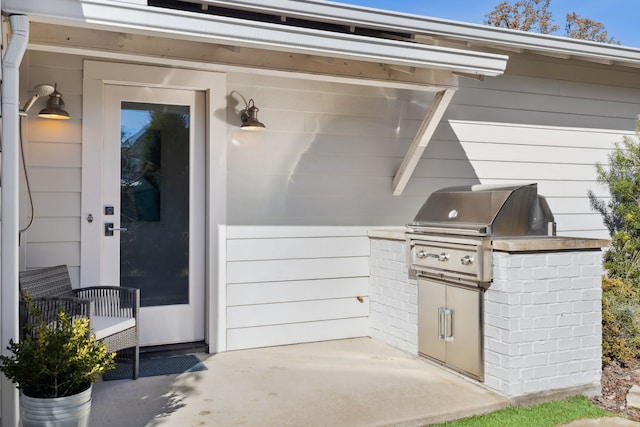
[370,236,603,401]
[369,238,418,355]
[485,250,602,399]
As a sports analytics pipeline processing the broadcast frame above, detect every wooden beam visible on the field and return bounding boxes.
[392,87,457,196]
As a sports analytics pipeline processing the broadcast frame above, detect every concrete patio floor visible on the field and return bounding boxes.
[89,337,509,427]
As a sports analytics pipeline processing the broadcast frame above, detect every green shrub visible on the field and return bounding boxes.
[589,115,640,363]
[0,303,116,398]
[588,116,640,282]
[602,276,640,363]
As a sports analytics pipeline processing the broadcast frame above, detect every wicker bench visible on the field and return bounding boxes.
[19,265,140,380]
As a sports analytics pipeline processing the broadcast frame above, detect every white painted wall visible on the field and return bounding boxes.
[17,46,640,352]
[226,74,478,226]
[448,120,628,238]
[226,61,640,239]
[443,55,640,239]
[19,51,83,285]
[224,226,370,350]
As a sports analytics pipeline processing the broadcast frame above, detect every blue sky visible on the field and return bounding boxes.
[332,0,640,48]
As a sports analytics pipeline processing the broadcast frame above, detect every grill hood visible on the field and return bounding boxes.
[409,183,555,237]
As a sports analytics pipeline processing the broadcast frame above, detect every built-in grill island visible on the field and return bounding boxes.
[406,183,556,381]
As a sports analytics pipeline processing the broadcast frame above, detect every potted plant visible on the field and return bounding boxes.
[0,297,116,427]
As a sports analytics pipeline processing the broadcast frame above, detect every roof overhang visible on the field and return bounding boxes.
[196,0,640,68]
[2,0,508,77]
[1,0,511,197]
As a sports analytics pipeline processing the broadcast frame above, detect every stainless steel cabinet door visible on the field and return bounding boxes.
[446,284,482,379]
[418,278,483,381]
[418,279,446,362]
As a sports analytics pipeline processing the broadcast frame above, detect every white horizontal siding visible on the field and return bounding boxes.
[455,85,635,121]
[32,193,80,217]
[476,179,609,198]
[225,226,371,350]
[446,119,634,239]
[26,120,82,143]
[227,277,369,306]
[28,167,81,193]
[26,242,80,269]
[227,236,370,260]
[507,53,640,93]
[227,298,369,329]
[226,225,370,239]
[547,198,610,215]
[227,75,473,226]
[227,257,369,284]
[228,68,638,237]
[27,142,81,167]
[448,119,630,148]
[21,50,83,271]
[24,218,79,243]
[227,318,370,351]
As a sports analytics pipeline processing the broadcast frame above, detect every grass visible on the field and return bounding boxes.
[431,395,615,427]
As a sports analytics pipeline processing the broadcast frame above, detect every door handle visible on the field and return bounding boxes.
[105,222,128,237]
[438,307,446,340]
[444,308,453,341]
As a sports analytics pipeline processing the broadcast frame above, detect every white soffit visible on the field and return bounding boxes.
[2,0,507,77]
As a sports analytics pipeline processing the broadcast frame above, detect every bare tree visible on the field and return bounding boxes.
[485,0,619,44]
[565,12,620,44]
[485,0,558,34]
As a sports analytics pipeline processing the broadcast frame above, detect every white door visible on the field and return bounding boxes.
[103,85,205,346]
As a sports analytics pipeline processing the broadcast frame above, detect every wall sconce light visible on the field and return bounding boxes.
[19,83,70,120]
[240,98,266,130]
[231,91,265,130]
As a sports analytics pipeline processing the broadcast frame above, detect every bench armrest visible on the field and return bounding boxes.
[73,286,139,318]
[19,296,94,339]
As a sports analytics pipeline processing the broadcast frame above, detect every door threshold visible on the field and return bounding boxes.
[140,341,208,359]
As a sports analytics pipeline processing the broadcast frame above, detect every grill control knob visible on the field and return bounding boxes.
[461,255,474,266]
[417,251,427,259]
[437,253,449,262]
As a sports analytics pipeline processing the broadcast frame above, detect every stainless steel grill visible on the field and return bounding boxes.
[407,183,555,285]
[406,183,555,381]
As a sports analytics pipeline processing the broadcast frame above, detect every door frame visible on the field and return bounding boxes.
[81,60,227,352]
[105,85,205,346]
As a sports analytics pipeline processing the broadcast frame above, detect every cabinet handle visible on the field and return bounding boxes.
[438,307,446,339]
[444,308,454,341]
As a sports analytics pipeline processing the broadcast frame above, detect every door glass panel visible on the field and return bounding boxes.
[120,102,190,307]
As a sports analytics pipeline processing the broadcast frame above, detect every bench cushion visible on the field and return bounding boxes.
[93,316,136,340]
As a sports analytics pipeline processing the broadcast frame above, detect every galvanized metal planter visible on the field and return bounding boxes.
[20,385,92,427]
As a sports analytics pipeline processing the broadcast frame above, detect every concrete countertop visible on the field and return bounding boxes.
[367,228,407,241]
[491,236,610,252]
[368,229,610,252]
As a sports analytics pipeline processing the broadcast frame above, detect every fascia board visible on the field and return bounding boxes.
[3,0,507,77]
[202,0,640,66]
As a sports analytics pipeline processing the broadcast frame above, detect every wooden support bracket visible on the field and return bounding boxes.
[392,87,457,196]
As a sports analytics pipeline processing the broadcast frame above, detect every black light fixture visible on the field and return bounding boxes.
[19,83,70,120]
[240,98,266,130]
[38,84,70,120]
[231,91,265,130]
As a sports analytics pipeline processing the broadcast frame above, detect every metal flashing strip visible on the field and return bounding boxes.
[3,0,507,77]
